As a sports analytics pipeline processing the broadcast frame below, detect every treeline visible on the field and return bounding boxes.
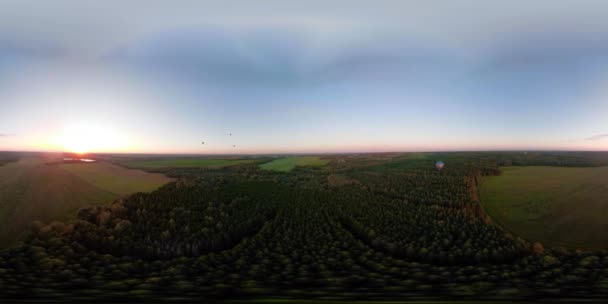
[70,184,276,259]
[340,192,528,265]
[0,152,19,166]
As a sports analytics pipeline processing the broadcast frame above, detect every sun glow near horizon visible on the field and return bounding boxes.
[49,123,133,154]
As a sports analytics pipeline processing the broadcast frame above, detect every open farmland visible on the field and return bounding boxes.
[259,156,328,172]
[0,158,173,247]
[122,158,256,169]
[61,162,171,195]
[479,166,608,249]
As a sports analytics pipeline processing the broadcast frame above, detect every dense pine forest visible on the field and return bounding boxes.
[1,152,608,301]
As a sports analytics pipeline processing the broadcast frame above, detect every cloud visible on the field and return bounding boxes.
[2,1,608,59]
[0,133,14,137]
[585,134,608,141]
[108,27,466,92]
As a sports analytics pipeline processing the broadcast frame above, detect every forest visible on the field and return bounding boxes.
[1,152,607,301]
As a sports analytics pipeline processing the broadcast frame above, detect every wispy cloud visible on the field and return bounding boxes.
[585,134,608,141]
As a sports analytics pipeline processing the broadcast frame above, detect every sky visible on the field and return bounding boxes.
[2,0,608,154]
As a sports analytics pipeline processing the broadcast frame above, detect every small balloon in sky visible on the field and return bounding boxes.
[201,141,205,145]
[435,161,445,171]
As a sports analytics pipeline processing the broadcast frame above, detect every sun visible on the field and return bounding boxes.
[53,123,130,154]
[65,141,90,155]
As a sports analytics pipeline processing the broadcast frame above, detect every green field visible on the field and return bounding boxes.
[0,158,173,247]
[61,163,171,195]
[123,158,255,169]
[259,156,329,172]
[479,166,608,249]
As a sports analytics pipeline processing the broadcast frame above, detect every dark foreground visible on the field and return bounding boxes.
[1,152,607,301]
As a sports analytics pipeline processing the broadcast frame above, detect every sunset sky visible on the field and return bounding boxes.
[2,1,608,154]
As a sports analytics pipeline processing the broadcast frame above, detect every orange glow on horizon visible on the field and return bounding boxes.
[48,123,133,154]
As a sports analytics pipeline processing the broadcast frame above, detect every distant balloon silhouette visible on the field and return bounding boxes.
[435,161,445,171]
[201,141,205,145]
[233,145,236,148]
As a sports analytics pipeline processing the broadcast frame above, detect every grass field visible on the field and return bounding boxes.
[259,156,329,172]
[479,166,608,249]
[123,158,255,169]
[61,163,171,195]
[0,158,173,247]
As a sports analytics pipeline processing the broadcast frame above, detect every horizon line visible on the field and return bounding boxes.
[3,148,608,157]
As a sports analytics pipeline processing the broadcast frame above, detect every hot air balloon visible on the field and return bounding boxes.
[435,161,445,171]
[201,141,205,145]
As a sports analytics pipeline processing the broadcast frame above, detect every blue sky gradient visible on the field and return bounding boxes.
[1,1,608,153]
